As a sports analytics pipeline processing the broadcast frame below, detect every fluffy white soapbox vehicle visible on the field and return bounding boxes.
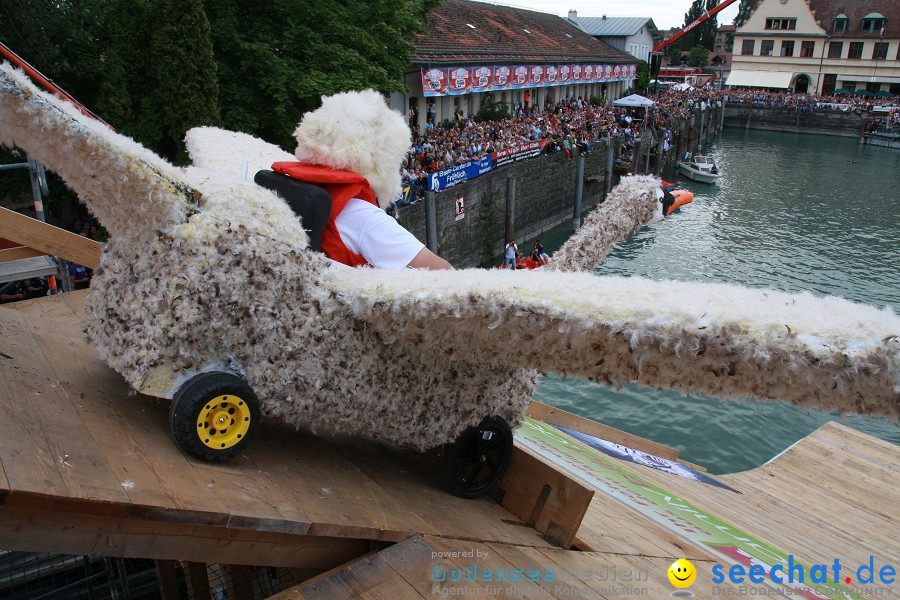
[1,64,897,499]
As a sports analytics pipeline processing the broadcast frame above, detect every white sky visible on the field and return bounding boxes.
[484,0,740,32]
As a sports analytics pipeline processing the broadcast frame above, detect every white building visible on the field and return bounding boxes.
[728,0,900,95]
[567,13,661,64]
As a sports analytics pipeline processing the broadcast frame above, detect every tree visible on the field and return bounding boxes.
[203,0,437,149]
[635,61,650,94]
[672,0,718,55]
[151,0,220,164]
[687,46,709,68]
[0,0,108,109]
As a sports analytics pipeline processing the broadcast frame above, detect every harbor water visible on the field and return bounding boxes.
[534,128,900,474]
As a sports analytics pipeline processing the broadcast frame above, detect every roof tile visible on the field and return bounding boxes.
[412,0,637,65]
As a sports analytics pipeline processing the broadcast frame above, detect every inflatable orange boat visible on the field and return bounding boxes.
[664,188,693,216]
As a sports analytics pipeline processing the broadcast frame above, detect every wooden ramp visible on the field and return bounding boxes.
[0,291,556,573]
[273,421,899,600]
[1,291,897,600]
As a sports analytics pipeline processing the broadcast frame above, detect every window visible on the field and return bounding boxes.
[760,40,774,56]
[866,81,880,93]
[872,42,888,60]
[822,73,837,96]
[848,42,864,59]
[833,16,847,32]
[827,41,843,58]
[780,40,794,57]
[742,39,755,55]
[800,41,815,57]
[765,18,797,30]
[861,18,884,33]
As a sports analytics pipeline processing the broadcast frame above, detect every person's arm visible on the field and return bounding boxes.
[407,247,452,270]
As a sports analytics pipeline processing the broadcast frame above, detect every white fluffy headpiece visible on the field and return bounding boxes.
[293,89,411,209]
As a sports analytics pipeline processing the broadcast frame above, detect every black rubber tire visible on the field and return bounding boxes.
[442,416,513,499]
[169,372,261,462]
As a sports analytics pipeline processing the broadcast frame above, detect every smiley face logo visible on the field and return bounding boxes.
[668,558,696,588]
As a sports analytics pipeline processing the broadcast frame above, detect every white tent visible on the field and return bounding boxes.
[612,94,655,108]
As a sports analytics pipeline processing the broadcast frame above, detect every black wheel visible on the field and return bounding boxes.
[169,372,261,461]
[442,416,513,499]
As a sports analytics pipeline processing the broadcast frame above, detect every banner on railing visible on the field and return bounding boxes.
[428,155,493,192]
[421,64,636,97]
[492,140,549,168]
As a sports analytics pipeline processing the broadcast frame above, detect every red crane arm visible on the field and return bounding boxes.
[653,0,740,52]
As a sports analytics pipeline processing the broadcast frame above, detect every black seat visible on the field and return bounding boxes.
[254,170,331,252]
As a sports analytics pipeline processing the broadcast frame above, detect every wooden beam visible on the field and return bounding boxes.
[0,206,101,268]
[0,505,370,570]
[526,401,682,461]
[0,246,45,263]
[155,560,181,600]
[497,446,594,549]
[185,562,212,600]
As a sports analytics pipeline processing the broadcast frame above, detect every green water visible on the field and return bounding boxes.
[534,128,900,474]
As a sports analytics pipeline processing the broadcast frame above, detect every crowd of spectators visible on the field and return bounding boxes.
[722,88,899,114]
[401,95,650,199]
[396,85,899,204]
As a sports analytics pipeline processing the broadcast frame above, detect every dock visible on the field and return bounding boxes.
[1,291,897,599]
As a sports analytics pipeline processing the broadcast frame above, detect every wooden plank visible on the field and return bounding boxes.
[0,505,370,569]
[526,401,681,461]
[0,306,83,497]
[434,537,564,599]
[333,437,550,547]
[59,287,89,317]
[231,422,413,541]
[0,206,102,268]
[497,445,593,548]
[156,560,182,600]
[574,496,716,560]
[27,294,234,515]
[0,246,45,263]
[185,562,212,600]
[9,298,132,503]
[311,553,426,600]
[10,295,176,508]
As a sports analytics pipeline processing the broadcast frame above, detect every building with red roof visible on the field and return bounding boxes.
[392,0,638,129]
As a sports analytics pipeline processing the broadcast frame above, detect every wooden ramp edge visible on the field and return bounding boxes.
[0,291,594,572]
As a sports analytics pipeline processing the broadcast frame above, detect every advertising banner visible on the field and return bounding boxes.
[545,65,557,85]
[493,65,511,89]
[422,68,447,96]
[515,419,864,600]
[428,155,493,192]
[421,64,635,97]
[510,65,529,89]
[471,66,492,92]
[447,66,472,95]
[571,64,582,82]
[492,139,549,168]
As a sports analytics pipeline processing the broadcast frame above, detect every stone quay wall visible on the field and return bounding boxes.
[397,149,609,269]
[723,105,863,137]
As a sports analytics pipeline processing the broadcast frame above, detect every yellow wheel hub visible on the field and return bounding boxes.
[196,395,252,450]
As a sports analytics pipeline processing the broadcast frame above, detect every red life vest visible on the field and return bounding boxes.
[272,162,378,267]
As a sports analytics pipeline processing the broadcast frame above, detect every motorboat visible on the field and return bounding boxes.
[675,155,720,184]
